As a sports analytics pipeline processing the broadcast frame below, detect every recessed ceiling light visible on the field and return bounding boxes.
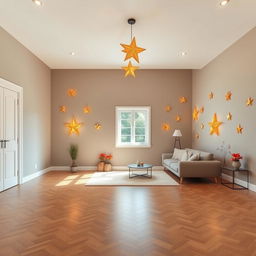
[181,52,187,56]
[70,52,75,56]
[220,0,230,6]
[32,0,43,6]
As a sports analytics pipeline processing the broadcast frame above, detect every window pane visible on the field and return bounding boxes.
[135,128,145,135]
[135,112,145,120]
[135,136,145,143]
[121,112,132,119]
[121,119,131,127]
[121,136,131,143]
[135,120,145,127]
[121,128,131,135]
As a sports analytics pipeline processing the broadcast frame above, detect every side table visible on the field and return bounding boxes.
[221,166,249,190]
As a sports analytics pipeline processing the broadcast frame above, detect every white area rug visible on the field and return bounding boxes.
[85,171,179,186]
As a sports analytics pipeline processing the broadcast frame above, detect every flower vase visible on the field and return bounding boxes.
[232,160,241,170]
[104,163,112,172]
[97,161,105,172]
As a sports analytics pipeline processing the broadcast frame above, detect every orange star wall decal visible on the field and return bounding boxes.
[176,115,181,122]
[208,92,214,100]
[122,61,139,77]
[65,118,83,135]
[225,91,232,101]
[236,124,243,134]
[227,112,232,120]
[208,113,223,136]
[59,106,66,113]
[120,37,146,63]
[162,123,171,131]
[179,97,187,103]
[246,97,254,106]
[83,106,91,114]
[192,107,200,121]
[165,105,172,112]
[94,123,102,130]
[200,107,204,113]
[67,89,77,97]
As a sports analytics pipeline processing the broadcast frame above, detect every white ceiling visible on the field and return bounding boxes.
[0,0,256,69]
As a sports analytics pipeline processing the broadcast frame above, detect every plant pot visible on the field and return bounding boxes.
[97,161,105,172]
[71,165,78,173]
[232,160,241,170]
[104,163,112,172]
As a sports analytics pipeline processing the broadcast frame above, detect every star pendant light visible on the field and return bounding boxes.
[122,61,139,78]
[208,113,223,136]
[120,18,146,64]
[65,118,83,135]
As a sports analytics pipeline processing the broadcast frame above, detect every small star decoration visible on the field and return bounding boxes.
[65,118,83,135]
[94,123,102,130]
[162,123,171,131]
[59,106,66,113]
[195,133,200,139]
[236,124,243,134]
[67,89,77,97]
[200,107,204,113]
[208,92,214,100]
[120,37,145,63]
[227,112,232,120]
[208,113,223,136]
[176,115,181,122]
[200,123,205,129]
[83,106,91,114]
[179,97,187,104]
[225,91,232,101]
[165,105,172,112]
[246,97,254,106]
[192,107,200,121]
[122,61,139,77]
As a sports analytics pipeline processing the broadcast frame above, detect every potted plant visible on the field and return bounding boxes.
[69,144,78,172]
[97,153,106,171]
[231,153,242,170]
[104,154,113,172]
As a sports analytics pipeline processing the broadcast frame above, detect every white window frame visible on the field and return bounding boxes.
[115,106,151,148]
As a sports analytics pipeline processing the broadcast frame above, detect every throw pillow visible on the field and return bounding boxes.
[188,153,200,161]
[173,148,187,161]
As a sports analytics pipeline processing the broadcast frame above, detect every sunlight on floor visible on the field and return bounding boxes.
[55,173,93,186]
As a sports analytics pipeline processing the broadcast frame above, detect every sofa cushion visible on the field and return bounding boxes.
[173,148,187,161]
[163,158,178,167]
[169,162,179,173]
[188,153,200,161]
[185,148,214,161]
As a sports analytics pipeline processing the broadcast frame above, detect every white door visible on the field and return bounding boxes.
[0,87,3,191]
[0,86,18,190]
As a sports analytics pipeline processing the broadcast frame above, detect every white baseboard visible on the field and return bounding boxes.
[221,173,256,192]
[22,167,52,183]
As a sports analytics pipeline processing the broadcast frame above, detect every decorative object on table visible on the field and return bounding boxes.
[208,113,223,135]
[225,91,232,101]
[173,129,182,149]
[175,115,181,122]
[179,96,187,103]
[83,106,91,114]
[227,112,232,120]
[94,123,102,130]
[192,106,200,121]
[97,153,106,171]
[200,123,205,129]
[236,124,243,134]
[165,105,172,112]
[162,123,171,131]
[208,92,214,100]
[246,97,254,106]
[200,107,204,113]
[67,89,77,97]
[104,154,113,172]
[59,105,67,113]
[122,61,139,78]
[65,117,83,135]
[69,144,78,172]
[231,153,242,170]
[136,160,144,167]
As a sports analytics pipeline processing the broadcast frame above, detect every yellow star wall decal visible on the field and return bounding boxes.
[179,97,187,103]
[67,89,77,97]
[227,112,232,120]
[192,107,200,121]
[246,97,254,106]
[162,123,171,131]
[208,92,214,100]
[59,105,66,113]
[236,124,243,134]
[65,118,83,135]
[83,106,91,114]
[120,37,146,63]
[122,61,139,77]
[200,107,204,113]
[225,91,232,101]
[200,123,205,129]
[208,113,223,136]
[165,105,172,112]
[176,115,181,122]
[94,123,102,130]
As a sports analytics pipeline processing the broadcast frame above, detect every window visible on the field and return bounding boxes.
[115,106,151,148]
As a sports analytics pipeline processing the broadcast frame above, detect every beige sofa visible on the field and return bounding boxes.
[162,148,221,183]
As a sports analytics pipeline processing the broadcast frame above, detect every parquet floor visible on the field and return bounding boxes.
[1,171,256,256]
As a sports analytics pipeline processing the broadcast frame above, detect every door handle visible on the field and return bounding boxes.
[0,140,3,149]
[3,140,9,148]
[0,140,9,149]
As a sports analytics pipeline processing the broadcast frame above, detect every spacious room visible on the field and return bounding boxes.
[0,0,256,255]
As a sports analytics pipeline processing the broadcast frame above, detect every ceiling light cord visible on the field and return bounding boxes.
[130,24,133,42]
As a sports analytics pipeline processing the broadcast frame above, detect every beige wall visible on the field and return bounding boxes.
[192,27,256,184]
[0,27,51,176]
[51,70,192,166]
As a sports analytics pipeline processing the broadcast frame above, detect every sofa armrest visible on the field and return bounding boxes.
[162,153,173,163]
[179,160,221,178]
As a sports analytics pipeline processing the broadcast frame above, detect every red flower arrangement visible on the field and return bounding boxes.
[98,153,113,163]
[231,153,243,162]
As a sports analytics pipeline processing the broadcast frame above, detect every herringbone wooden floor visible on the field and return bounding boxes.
[1,171,256,256]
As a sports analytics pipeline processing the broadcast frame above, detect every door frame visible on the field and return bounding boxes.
[0,77,23,185]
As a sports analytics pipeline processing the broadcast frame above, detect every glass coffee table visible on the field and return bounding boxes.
[128,164,153,178]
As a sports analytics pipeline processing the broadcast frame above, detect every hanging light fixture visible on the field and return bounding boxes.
[120,18,146,78]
